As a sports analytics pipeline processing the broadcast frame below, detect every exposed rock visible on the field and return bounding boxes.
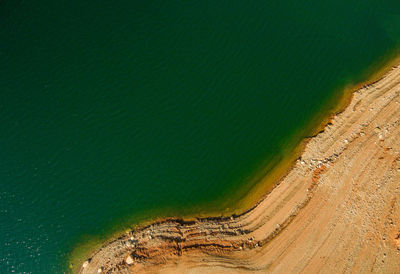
[125,255,134,265]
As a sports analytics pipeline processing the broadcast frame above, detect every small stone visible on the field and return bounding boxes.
[82,261,89,268]
[125,255,134,265]
[344,139,349,144]
[130,236,134,241]
[98,268,102,273]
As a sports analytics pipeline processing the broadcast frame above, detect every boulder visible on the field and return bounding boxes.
[125,255,134,265]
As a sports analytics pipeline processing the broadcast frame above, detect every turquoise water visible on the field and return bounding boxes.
[2,1,400,272]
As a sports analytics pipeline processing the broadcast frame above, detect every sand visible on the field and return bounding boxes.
[79,65,400,273]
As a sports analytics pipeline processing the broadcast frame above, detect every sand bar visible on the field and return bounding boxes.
[79,65,400,273]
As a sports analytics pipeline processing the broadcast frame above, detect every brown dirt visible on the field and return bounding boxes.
[79,65,400,274]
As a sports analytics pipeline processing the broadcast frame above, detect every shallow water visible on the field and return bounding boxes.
[1,1,400,272]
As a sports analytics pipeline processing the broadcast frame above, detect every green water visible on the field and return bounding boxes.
[2,1,400,272]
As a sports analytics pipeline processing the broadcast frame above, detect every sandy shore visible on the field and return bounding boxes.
[79,65,400,273]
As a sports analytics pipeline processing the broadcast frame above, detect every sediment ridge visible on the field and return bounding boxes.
[80,65,400,273]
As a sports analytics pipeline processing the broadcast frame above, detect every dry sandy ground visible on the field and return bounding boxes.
[80,65,400,274]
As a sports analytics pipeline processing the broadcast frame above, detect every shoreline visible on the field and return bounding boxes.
[69,52,400,272]
[77,62,400,273]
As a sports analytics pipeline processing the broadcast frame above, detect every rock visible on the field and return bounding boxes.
[98,268,102,273]
[125,255,134,265]
[82,261,89,268]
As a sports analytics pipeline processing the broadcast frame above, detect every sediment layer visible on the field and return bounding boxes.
[80,65,400,273]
